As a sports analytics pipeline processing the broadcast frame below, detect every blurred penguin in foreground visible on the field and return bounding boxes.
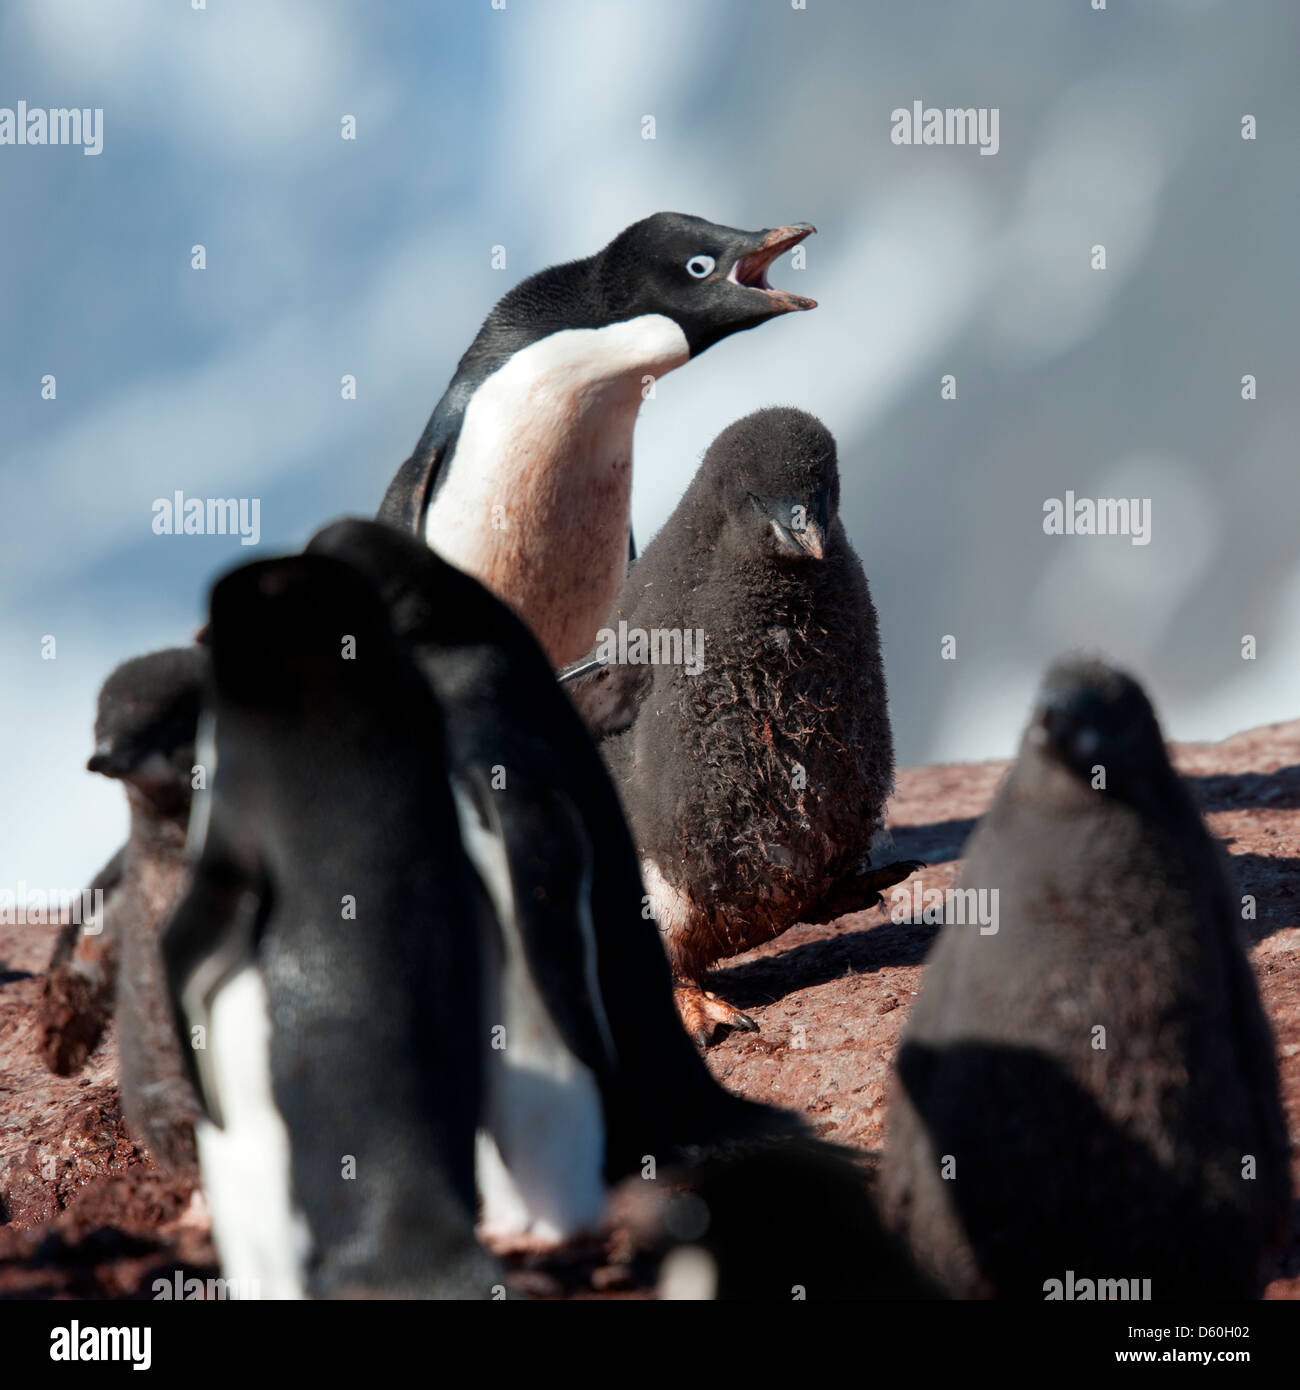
[882,657,1289,1299]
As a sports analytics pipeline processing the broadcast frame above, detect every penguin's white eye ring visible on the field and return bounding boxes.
[685,255,716,279]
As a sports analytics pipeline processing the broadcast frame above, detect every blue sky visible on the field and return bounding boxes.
[2,0,1297,891]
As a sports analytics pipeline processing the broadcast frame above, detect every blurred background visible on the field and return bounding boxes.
[2,0,1297,888]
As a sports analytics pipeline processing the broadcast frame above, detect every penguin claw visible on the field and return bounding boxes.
[674,985,759,1048]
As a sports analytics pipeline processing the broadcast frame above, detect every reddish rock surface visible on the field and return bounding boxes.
[1,721,1296,1299]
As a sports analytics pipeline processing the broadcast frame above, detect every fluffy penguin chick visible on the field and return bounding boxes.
[41,646,206,1177]
[880,657,1290,1299]
[568,407,917,1044]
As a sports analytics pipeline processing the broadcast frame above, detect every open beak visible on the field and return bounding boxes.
[727,223,817,312]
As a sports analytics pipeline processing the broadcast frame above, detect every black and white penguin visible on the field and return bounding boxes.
[378,213,817,666]
[162,554,497,1298]
[880,657,1290,1299]
[564,408,918,1044]
[41,646,206,1178]
[306,518,797,1247]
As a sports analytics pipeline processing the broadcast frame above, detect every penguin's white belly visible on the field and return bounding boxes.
[452,783,610,1243]
[196,966,311,1299]
[476,923,609,1242]
[641,857,697,950]
[425,314,689,666]
[476,1051,607,1246]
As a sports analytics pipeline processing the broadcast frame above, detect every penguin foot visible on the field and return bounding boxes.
[811,859,926,922]
[674,985,758,1048]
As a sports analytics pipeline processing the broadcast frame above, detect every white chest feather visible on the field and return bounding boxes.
[453,783,608,1245]
[185,709,217,858]
[425,314,690,665]
[196,966,311,1299]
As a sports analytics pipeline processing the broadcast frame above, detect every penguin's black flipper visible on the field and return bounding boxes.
[558,655,653,740]
[39,844,129,1075]
[377,445,442,533]
[160,854,268,1130]
[48,844,125,973]
[454,765,617,1081]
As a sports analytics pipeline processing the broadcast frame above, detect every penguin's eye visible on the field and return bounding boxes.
[685,255,716,279]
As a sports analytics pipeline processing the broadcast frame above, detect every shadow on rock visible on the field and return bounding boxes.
[888,816,979,868]
[709,915,941,1012]
[1190,765,1300,814]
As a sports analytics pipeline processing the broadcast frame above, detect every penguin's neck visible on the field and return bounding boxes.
[125,784,191,857]
[425,315,690,665]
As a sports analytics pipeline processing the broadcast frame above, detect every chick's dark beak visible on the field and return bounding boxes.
[1036,703,1103,764]
[752,493,830,561]
[87,742,134,778]
[793,518,825,559]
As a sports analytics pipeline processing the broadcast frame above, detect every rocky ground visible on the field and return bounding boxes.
[1,721,1296,1299]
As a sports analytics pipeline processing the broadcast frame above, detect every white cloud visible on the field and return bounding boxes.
[1,221,490,598]
[1032,455,1219,652]
[0,622,139,890]
[986,75,1170,368]
[17,0,368,165]
[927,657,1045,765]
[1176,559,1300,744]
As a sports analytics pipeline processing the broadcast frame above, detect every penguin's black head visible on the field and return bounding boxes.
[307,517,444,612]
[598,213,816,357]
[88,646,207,810]
[307,518,525,659]
[1030,656,1172,796]
[706,407,840,562]
[207,555,406,717]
